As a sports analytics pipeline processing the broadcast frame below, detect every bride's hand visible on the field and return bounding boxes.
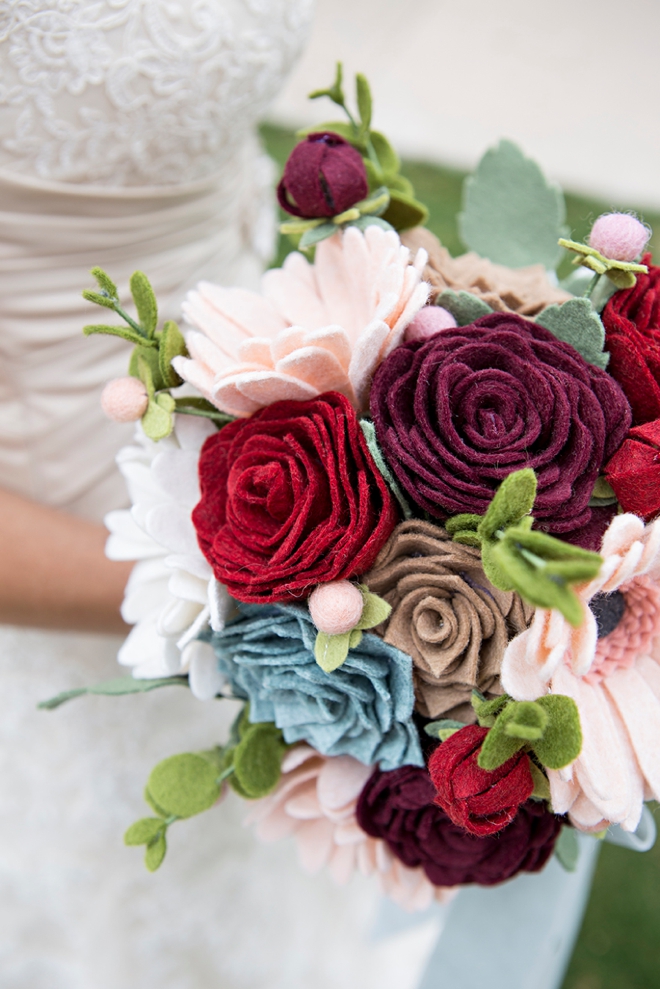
[0,487,132,633]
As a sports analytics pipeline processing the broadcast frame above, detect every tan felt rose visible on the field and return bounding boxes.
[364,520,533,720]
[401,227,571,317]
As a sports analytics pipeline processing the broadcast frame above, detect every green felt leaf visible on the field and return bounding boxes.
[347,216,394,234]
[533,695,582,769]
[554,825,580,872]
[308,62,346,109]
[359,419,412,518]
[83,324,150,347]
[477,716,526,770]
[130,344,166,391]
[382,189,429,232]
[356,587,392,629]
[299,222,337,249]
[489,539,584,625]
[124,817,165,846]
[459,140,566,270]
[356,73,372,134]
[158,320,187,388]
[147,753,220,819]
[355,187,390,217]
[296,120,358,144]
[141,393,175,442]
[144,785,169,818]
[144,833,167,872]
[348,628,363,648]
[173,396,232,425]
[535,298,609,369]
[435,290,493,326]
[471,691,510,726]
[232,724,285,799]
[504,700,549,741]
[386,173,414,196]
[445,513,482,535]
[38,674,188,709]
[424,719,466,740]
[129,270,157,337]
[607,267,637,290]
[91,266,118,298]
[479,540,515,592]
[370,131,400,178]
[314,631,351,672]
[529,761,551,801]
[478,469,537,540]
[450,530,483,548]
[82,289,116,310]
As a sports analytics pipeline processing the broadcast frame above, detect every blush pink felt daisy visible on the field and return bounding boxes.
[501,514,660,832]
[245,746,454,912]
[173,226,429,416]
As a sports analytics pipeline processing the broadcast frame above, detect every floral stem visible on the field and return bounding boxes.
[583,272,601,300]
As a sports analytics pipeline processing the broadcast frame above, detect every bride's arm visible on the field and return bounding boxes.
[0,487,132,633]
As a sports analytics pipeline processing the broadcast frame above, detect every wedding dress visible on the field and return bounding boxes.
[0,4,446,988]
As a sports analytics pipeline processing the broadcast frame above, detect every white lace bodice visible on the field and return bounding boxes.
[0,0,312,187]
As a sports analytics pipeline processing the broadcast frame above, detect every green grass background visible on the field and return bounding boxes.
[261,123,660,989]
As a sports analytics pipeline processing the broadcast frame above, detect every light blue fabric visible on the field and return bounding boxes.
[209,603,423,771]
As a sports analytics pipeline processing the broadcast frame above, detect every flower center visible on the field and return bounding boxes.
[589,590,626,638]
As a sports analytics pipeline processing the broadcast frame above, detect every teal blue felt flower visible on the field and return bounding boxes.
[209,604,423,771]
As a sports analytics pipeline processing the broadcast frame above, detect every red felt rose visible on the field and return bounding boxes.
[603,255,660,425]
[428,724,534,837]
[277,132,369,219]
[605,418,660,522]
[192,392,398,603]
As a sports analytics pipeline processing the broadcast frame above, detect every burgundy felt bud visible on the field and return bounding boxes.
[605,418,660,522]
[277,132,369,219]
[428,724,534,836]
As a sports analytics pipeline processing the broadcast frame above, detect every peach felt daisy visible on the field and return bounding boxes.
[501,514,660,832]
[173,225,429,416]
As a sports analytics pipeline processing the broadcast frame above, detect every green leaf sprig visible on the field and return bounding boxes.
[558,236,648,293]
[298,62,429,234]
[445,469,602,626]
[314,585,392,672]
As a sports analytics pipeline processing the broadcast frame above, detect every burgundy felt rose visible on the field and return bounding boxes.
[427,725,533,836]
[370,312,631,544]
[192,392,398,603]
[603,255,660,425]
[605,418,660,522]
[277,132,369,219]
[356,764,562,887]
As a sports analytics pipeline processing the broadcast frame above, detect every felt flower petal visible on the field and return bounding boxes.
[604,666,660,801]
[275,346,354,398]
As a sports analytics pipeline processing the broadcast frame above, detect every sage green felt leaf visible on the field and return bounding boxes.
[129,271,158,337]
[529,761,551,801]
[315,631,351,672]
[382,189,429,231]
[435,290,493,326]
[82,289,116,310]
[299,222,337,249]
[144,785,169,818]
[173,396,233,425]
[130,344,166,391]
[141,393,175,442]
[607,268,637,290]
[424,719,466,739]
[360,419,412,518]
[386,173,414,196]
[349,628,363,648]
[370,131,400,178]
[355,187,390,217]
[145,833,167,872]
[356,588,392,629]
[38,674,188,709]
[147,753,220,819]
[459,140,566,269]
[554,825,580,872]
[83,323,150,347]
[503,701,549,741]
[91,266,119,298]
[535,298,609,369]
[356,73,372,134]
[478,468,537,540]
[348,216,394,234]
[477,716,525,770]
[233,724,285,799]
[533,695,582,769]
[124,818,165,846]
[158,320,187,388]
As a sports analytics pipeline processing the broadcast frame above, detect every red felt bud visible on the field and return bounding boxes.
[428,725,534,837]
[605,418,660,522]
[277,132,369,219]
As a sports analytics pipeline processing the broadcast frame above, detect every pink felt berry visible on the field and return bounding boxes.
[101,377,149,422]
[404,306,458,342]
[589,213,650,262]
[308,580,364,635]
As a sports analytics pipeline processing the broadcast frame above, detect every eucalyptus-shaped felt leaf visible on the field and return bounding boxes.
[231,723,286,799]
[144,833,167,872]
[146,752,221,820]
[124,817,167,846]
[435,290,493,326]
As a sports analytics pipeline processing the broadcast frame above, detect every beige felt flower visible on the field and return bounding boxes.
[365,520,533,721]
[173,225,429,416]
[246,745,454,913]
[401,227,571,316]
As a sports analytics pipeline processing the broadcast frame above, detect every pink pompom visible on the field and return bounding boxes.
[309,581,364,635]
[101,377,149,422]
[589,213,650,262]
[404,306,458,342]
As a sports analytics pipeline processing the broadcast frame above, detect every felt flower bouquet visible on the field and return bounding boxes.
[45,66,660,912]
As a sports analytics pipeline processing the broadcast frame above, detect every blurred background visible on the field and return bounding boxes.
[262,3,660,986]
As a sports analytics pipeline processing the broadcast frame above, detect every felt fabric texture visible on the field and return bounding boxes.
[605,418,660,522]
[427,725,534,836]
[356,765,562,887]
[364,520,533,720]
[401,227,571,316]
[277,132,368,219]
[192,392,398,604]
[603,255,660,425]
[101,377,149,422]
[246,745,455,912]
[370,311,631,543]
[403,306,457,342]
[534,297,609,370]
[501,512,660,832]
[176,225,429,416]
[209,603,423,771]
[309,581,365,635]
[589,213,649,263]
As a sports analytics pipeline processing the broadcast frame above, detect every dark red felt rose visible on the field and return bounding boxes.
[277,131,369,219]
[370,312,631,545]
[427,725,534,836]
[192,392,398,603]
[356,764,561,887]
[605,418,660,522]
[603,255,660,425]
